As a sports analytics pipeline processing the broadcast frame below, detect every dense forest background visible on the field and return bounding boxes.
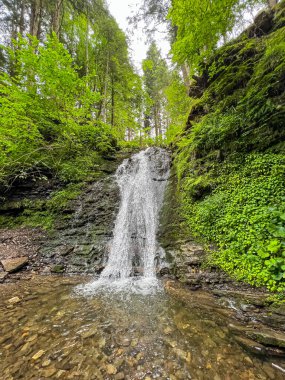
[1,0,285,292]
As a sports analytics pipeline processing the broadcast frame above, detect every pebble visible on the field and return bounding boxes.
[42,367,57,377]
[106,364,117,375]
[27,334,38,342]
[32,349,45,360]
[81,327,97,339]
[7,297,21,304]
[56,370,67,378]
[98,337,106,348]
[42,359,51,367]
[115,372,125,380]
[243,356,253,366]
[121,338,130,347]
[164,327,172,335]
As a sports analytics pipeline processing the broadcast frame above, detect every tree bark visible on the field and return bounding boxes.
[111,76,115,127]
[52,0,63,37]
[19,0,26,35]
[102,52,110,123]
[30,0,42,39]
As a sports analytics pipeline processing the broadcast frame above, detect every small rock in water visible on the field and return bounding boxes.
[120,338,130,347]
[114,372,125,380]
[27,334,37,342]
[131,339,139,347]
[106,364,117,375]
[164,327,172,335]
[98,337,106,348]
[42,367,57,378]
[7,296,21,304]
[42,359,51,367]
[32,349,45,360]
[80,327,97,339]
[56,370,67,378]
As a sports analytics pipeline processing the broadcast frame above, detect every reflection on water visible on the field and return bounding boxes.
[0,276,284,380]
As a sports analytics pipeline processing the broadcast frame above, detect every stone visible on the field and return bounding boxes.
[27,334,38,342]
[42,367,57,377]
[247,329,285,349]
[42,359,51,367]
[115,372,125,380]
[234,336,265,355]
[58,245,74,257]
[1,257,28,273]
[229,323,285,349]
[106,364,117,375]
[164,327,172,335]
[120,338,130,347]
[32,349,45,360]
[56,370,67,378]
[7,296,21,304]
[50,264,65,273]
[0,272,7,282]
[80,327,98,339]
[98,337,106,348]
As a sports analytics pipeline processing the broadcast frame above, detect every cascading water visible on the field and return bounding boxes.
[78,147,170,295]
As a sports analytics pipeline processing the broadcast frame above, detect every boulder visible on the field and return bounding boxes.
[1,257,28,273]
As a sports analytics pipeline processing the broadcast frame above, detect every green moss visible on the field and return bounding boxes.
[46,183,82,212]
[0,182,84,230]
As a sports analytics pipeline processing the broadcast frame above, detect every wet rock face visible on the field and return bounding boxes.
[0,158,122,277]
[39,174,120,275]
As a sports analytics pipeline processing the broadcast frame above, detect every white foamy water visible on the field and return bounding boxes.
[77,147,170,295]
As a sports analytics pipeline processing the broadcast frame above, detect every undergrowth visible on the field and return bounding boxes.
[175,3,285,291]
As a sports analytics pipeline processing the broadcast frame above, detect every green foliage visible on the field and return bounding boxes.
[168,0,266,73]
[142,42,171,141]
[178,154,285,291]
[164,71,191,144]
[175,13,285,291]
[46,183,82,212]
[0,34,117,190]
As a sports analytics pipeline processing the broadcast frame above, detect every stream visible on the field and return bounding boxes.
[1,276,285,380]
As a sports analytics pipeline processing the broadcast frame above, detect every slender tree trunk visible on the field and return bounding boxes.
[102,52,110,123]
[19,0,26,35]
[52,0,63,37]
[154,104,158,139]
[111,76,115,127]
[85,12,89,78]
[30,0,42,39]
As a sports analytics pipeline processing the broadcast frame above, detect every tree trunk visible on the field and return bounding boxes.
[52,0,63,37]
[154,105,158,139]
[85,10,89,77]
[30,0,42,39]
[111,76,115,127]
[102,52,110,123]
[19,0,26,35]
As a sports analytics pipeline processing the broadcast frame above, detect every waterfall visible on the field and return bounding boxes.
[78,147,170,295]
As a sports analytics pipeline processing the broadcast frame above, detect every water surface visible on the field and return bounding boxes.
[0,276,284,380]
